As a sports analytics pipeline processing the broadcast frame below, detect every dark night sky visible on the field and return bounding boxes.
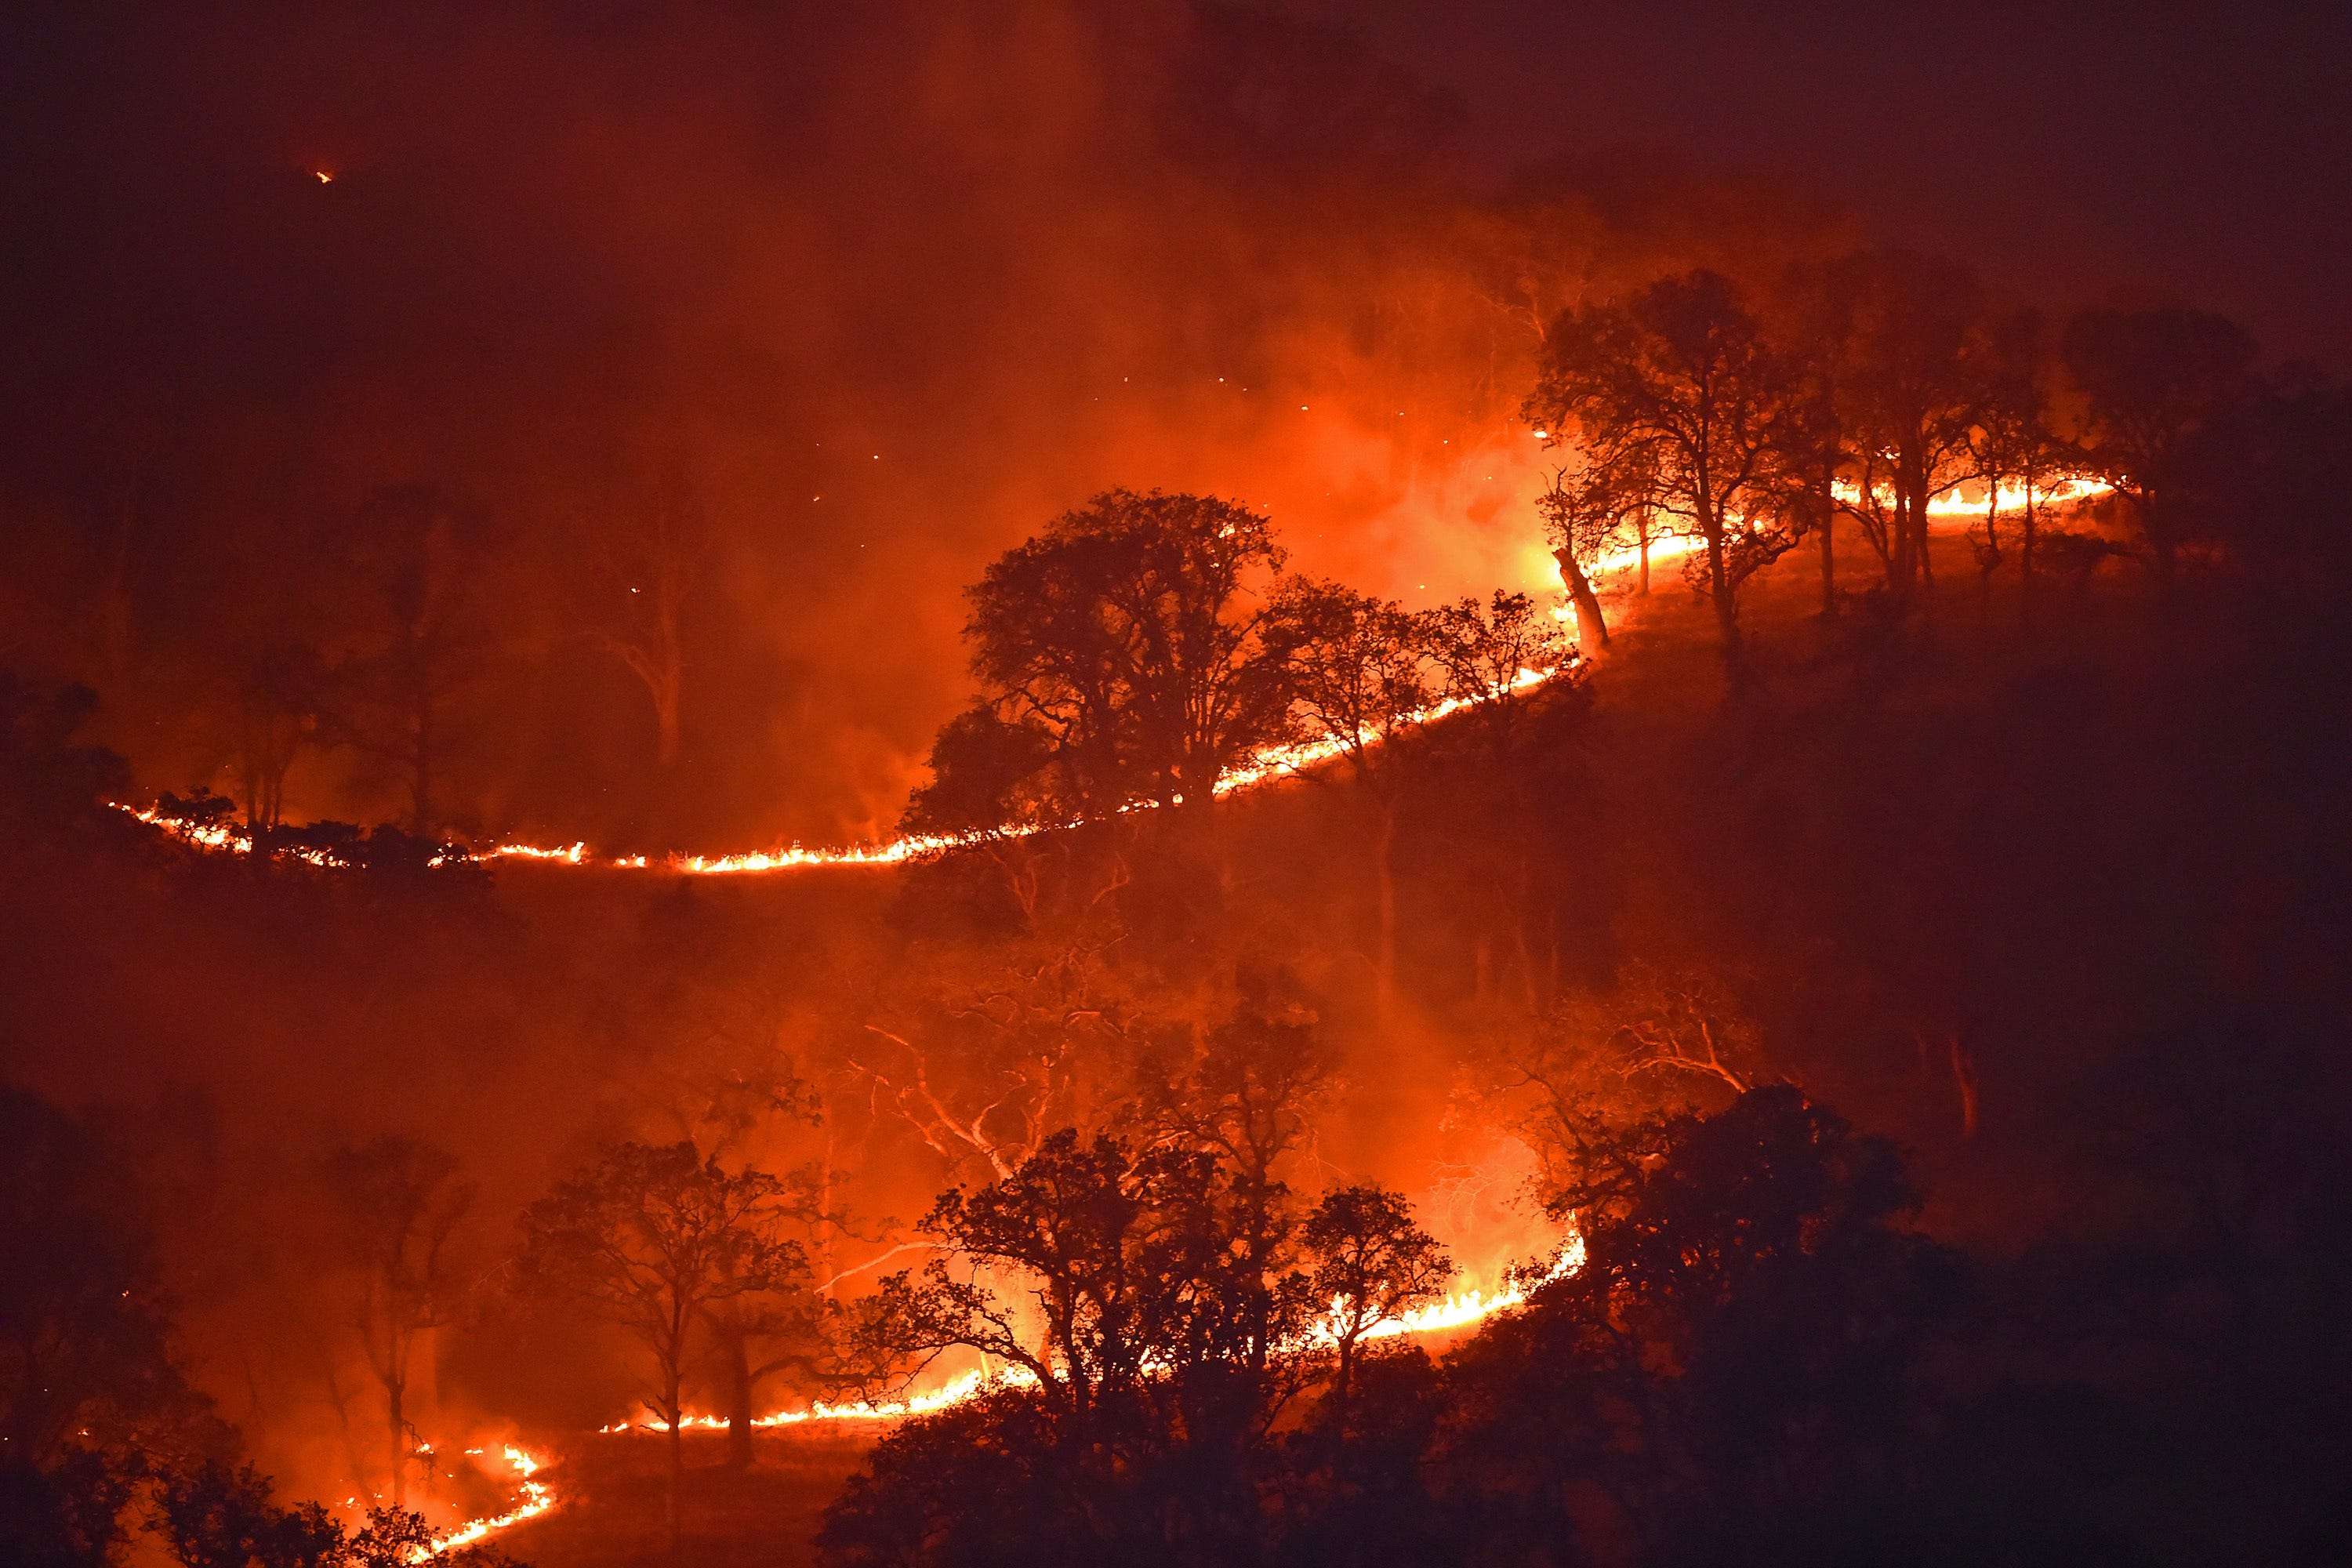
[5,2,2343,368]
[1345,0,2352,366]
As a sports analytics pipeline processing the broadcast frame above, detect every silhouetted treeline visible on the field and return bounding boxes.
[817,1058,2352,1568]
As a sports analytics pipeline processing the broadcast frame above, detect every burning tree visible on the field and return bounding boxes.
[1526,270,1806,661]
[320,1136,477,1508]
[512,1142,807,1556]
[1537,462,1642,648]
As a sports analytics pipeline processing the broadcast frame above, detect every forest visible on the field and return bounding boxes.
[5,5,2352,1566]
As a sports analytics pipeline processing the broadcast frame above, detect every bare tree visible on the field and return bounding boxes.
[338,485,484,836]
[847,931,1154,1185]
[319,1137,477,1509]
[226,638,325,830]
[1494,964,1768,1200]
[583,467,712,768]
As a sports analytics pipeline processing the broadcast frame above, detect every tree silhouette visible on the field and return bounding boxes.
[0,673,131,840]
[336,485,485,836]
[1526,270,1805,662]
[1536,462,1634,648]
[580,465,712,768]
[1822,249,1988,602]
[954,489,1294,826]
[0,1088,201,1465]
[147,1462,342,1568]
[1267,578,1434,1008]
[833,1127,1367,1565]
[1299,1185,1452,1430]
[513,1142,806,1557]
[2063,305,2256,583]
[320,1136,477,1508]
[1131,1007,1334,1388]
[220,637,326,830]
[1969,308,2072,624]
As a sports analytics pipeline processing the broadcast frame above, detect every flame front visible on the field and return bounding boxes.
[415,1444,554,1559]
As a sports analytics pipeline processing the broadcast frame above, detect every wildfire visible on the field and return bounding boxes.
[122,667,1563,876]
[604,1234,1584,1439]
[118,474,2111,882]
[414,1444,553,1560]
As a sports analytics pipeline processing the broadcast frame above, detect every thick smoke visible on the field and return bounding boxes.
[0,1,1840,850]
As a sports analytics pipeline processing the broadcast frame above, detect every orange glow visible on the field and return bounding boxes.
[412,1444,553,1559]
[122,474,2109,880]
[605,1235,1584,1438]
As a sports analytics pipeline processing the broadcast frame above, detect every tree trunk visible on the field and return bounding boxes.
[1637,514,1651,595]
[1893,443,1926,601]
[1980,490,2001,633]
[1817,470,1836,615]
[2020,484,2038,629]
[1551,546,1608,648]
[723,1326,755,1471]
[666,1380,684,1562]
[1704,521,1741,665]
[387,1367,407,1508]
[654,672,681,767]
[410,693,435,837]
[1333,1337,1356,1437]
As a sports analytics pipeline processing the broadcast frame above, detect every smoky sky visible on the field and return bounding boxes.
[0,1,2341,846]
[1341,0,2352,369]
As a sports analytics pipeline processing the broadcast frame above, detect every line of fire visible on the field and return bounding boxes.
[5,6,2350,1568]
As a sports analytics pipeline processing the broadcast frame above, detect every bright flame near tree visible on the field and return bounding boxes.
[120,477,2108,880]
[601,1233,1585,1437]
